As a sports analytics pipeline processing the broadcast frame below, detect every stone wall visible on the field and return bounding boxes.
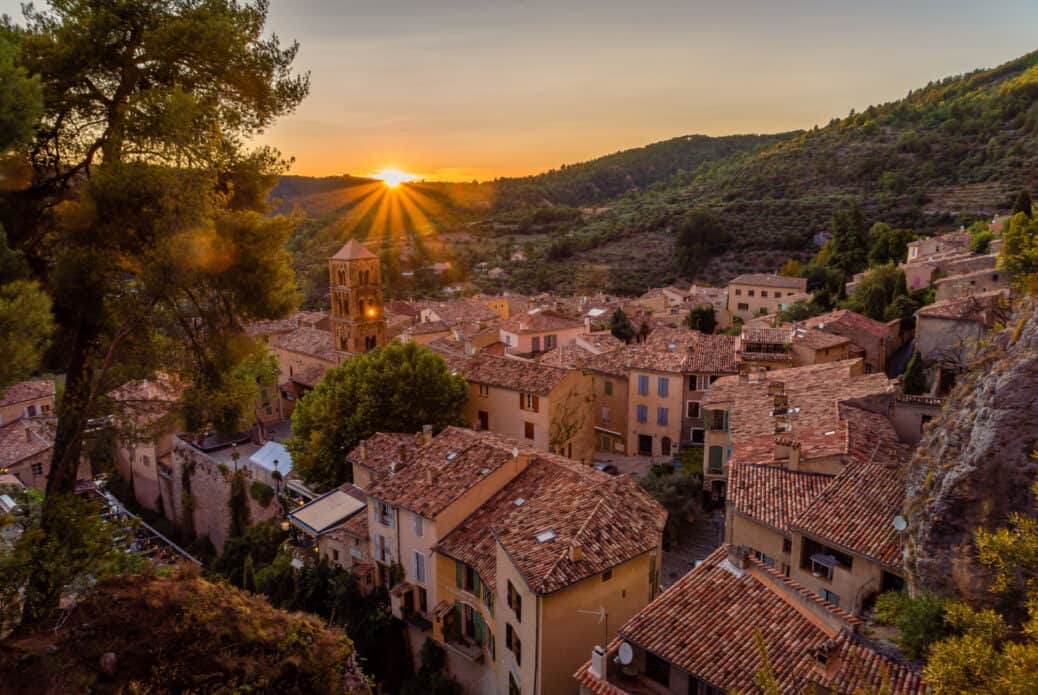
[168,437,279,554]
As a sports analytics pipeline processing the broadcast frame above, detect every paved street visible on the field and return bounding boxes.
[661,510,725,588]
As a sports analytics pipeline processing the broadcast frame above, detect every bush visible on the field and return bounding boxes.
[249,481,275,507]
[873,590,951,659]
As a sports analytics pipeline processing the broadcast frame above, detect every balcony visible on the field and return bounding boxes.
[445,638,484,663]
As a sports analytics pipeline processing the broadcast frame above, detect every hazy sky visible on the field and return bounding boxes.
[4,1,1038,180]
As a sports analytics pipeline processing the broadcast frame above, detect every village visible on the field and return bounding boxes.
[0,211,1014,694]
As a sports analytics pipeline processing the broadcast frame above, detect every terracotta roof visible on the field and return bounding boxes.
[384,300,422,318]
[577,332,625,353]
[729,463,833,534]
[705,360,893,441]
[538,341,596,369]
[436,452,665,594]
[792,327,851,350]
[347,432,423,479]
[628,327,740,374]
[802,309,893,340]
[244,317,300,337]
[270,327,339,362]
[742,326,793,345]
[109,376,182,428]
[290,364,328,388]
[739,350,793,363]
[730,273,808,289]
[577,547,925,695]
[915,290,1008,321]
[0,418,54,467]
[500,309,584,334]
[585,347,633,377]
[424,299,500,325]
[366,427,535,518]
[442,353,570,396]
[331,239,376,260]
[410,320,451,336]
[1,379,55,408]
[790,406,911,568]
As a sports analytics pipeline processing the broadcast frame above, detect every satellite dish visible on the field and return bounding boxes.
[893,515,908,532]
[512,447,519,458]
[618,642,634,665]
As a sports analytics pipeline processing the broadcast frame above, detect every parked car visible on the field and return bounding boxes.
[593,463,621,476]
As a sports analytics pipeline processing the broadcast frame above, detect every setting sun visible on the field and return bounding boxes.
[372,168,416,188]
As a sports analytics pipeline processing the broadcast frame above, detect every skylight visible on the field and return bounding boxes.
[479,467,491,475]
[535,529,557,543]
[514,498,526,506]
[446,452,458,461]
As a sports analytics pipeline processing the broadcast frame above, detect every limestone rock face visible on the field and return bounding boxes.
[905,296,1038,602]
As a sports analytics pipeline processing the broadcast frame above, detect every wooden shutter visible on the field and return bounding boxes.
[519,392,525,410]
[473,572,482,597]
[456,561,463,588]
[532,395,539,413]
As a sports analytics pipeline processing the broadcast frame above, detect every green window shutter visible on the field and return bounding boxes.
[473,573,481,597]
[454,600,462,630]
[456,561,463,588]
[475,611,484,645]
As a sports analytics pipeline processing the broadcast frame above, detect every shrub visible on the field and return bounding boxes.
[249,481,275,507]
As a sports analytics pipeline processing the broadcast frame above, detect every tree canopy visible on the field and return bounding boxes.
[0,0,308,623]
[287,342,468,491]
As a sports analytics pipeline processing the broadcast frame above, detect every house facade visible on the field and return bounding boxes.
[726,274,808,324]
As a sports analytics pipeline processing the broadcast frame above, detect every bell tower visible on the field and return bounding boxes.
[329,239,386,354]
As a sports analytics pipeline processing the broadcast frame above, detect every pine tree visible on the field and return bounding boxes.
[242,553,256,593]
[1013,190,1033,218]
[609,308,636,343]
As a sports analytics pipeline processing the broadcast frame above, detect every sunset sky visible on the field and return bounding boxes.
[5,0,1038,181]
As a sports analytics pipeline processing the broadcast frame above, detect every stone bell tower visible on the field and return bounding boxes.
[329,239,386,353]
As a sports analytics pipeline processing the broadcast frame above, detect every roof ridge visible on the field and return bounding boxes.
[536,495,606,593]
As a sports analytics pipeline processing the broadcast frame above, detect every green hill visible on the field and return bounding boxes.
[278,49,1038,300]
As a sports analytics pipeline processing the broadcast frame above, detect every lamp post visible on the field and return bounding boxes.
[231,443,240,472]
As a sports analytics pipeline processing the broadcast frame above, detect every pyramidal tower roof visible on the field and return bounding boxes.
[331,239,376,261]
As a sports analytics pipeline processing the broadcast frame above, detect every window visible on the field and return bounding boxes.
[637,375,649,396]
[483,583,494,615]
[25,405,37,417]
[748,289,755,297]
[507,580,522,623]
[531,336,541,352]
[478,410,489,431]
[520,393,539,412]
[690,428,705,444]
[457,562,481,595]
[479,383,490,397]
[636,405,648,423]
[602,569,613,582]
[413,514,423,537]
[141,455,150,467]
[735,288,742,296]
[821,589,841,606]
[524,421,534,439]
[419,586,428,612]
[656,407,668,426]
[604,379,613,396]
[708,446,724,474]
[782,538,792,553]
[413,551,426,583]
[31,463,44,477]
[601,406,611,424]
[509,671,521,695]
[376,501,394,528]
[753,550,775,567]
[332,549,339,562]
[645,651,670,686]
[738,302,749,311]
[545,334,557,350]
[686,401,700,418]
[657,377,669,397]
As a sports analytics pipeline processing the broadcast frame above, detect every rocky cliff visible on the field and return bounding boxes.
[905,296,1038,601]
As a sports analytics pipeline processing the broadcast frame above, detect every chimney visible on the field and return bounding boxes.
[464,340,476,356]
[425,467,437,485]
[767,380,785,396]
[727,544,751,570]
[569,543,583,562]
[421,424,434,444]
[588,645,607,680]
[358,440,367,461]
[25,426,32,444]
[397,444,409,463]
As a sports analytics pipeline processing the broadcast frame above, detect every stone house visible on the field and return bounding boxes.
[933,267,1010,302]
[110,377,182,512]
[0,379,54,425]
[725,274,808,324]
[499,310,585,356]
[801,309,900,375]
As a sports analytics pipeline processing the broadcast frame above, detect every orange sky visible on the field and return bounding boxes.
[252,0,1038,182]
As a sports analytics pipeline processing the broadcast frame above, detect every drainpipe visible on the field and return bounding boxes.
[534,594,542,694]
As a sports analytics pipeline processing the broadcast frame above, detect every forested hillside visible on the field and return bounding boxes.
[277,49,1038,299]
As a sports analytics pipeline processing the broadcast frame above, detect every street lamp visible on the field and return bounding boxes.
[231,443,240,472]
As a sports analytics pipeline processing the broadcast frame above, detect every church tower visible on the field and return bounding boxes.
[329,239,386,354]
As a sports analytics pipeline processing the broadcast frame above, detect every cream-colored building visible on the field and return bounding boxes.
[726,273,808,324]
[442,352,595,464]
[500,310,585,356]
[0,379,54,425]
[110,377,181,512]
